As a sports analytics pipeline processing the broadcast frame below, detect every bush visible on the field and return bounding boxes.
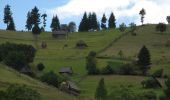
[37,63,45,71]
[101,65,114,75]
[141,77,161,88]
[5,84,41,100]
[0,42,36,70]
[152,69,164,78]
[156,23,167,33]
[120,64,135,75]
[41,71,59,87]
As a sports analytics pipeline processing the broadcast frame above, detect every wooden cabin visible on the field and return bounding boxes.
[59,67,73,75]
[52,31,68,39]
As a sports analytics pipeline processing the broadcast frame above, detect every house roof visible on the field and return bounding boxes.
[59,67,73,73]
[20,66,32,73]
[68,81,80,91]
[52,31,68,35]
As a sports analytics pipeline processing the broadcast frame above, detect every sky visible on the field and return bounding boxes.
[0,0,170,31]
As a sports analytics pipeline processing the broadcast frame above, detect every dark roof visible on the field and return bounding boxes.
[52,31,68,35]
[68,81,80,91]
[20,66,32,73]
[59,67,73,74]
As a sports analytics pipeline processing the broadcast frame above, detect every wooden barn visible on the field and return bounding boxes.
[60,81,81,96]
[59,67,73,75]
[52,31,68,39]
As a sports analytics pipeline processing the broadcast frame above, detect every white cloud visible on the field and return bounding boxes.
[47,0,170,24]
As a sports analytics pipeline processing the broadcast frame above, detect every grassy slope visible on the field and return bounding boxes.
[99,25,170,74]
[0,25,169,99]
[0,64,75,100]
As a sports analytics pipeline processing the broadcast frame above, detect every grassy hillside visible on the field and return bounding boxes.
[99,25,170,75]
[0,64,75,100]
[0,24,169,99]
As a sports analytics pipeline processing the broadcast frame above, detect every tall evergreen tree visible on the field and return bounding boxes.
[7,17,15,31]
[50,15,60,31]
[88,12,92,30]
[3,4,15,31]
[41,13,47,31]
[3,4,12,28]
[79,12,88,32]
[91,12,98,30]
[164,77,170,99]
[86,51,98,74]
[137,45,151,75]
[139,8,146,25]
[108,12,116,29]
[95,78,107,100]
[101,14,107,30]
[31,6,40,26]
[25,11,32,31]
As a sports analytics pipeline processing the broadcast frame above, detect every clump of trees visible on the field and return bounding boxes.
[141,77,161,88]
[156,23,167,33]
[79,12,98,32]
[119,23,126,32]
[0,84,41,100]
[3,4,15,31]
[0,42,36,71]
[40,71,60,88]
[50,15,60,31]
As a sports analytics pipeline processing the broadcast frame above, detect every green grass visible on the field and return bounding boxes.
[99,25,170,75]
[79,75,165,100]
[0,24,170,99]
[0,64,75,100]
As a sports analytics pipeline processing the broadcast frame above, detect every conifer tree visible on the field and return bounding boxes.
[25,11,32,31]
[101,14,107,30]
[3,4,12,28]
[108,12,116,29]
[137,45,151,75]
[164,77,170,99]
[7,17,15,31]
[41,13,47,31]
[95,78,107,100]
[91,12,98,30]
[79,12,88,32]
[139,8,146,25]
[31,6,40,25]
[3,4,15,31]
[50,15,60,31]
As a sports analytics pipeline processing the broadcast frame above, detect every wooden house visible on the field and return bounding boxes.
[52,31,68,39]
[59,67,73,75]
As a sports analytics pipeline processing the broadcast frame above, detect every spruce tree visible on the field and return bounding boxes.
[101,14,107,30]
[41,13,47,31]
[25,11,32,31]
[32,24,41,35]
[88,12,92,30]
[91,12,98,30]
[79,12,88,32]
[86,51,98,75]
[7,17,15,31]
[139,8,146,25]
[50,15,60,31]
[137,45,151,75]
[3,4,12,28]
[30,6,40,25]
[95,78,107,100]
[108,12,116,29]
[164,77,170,99]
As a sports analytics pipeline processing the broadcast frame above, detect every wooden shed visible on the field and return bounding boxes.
[59,67,73,75]
[52,31,68,39]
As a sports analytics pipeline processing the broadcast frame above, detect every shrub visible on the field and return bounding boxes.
[152,69,164,78]
[156,23,167,33]
[101,65,114,75]
[6,84,41,100]
[141,77,161,88]
[37,63,45,71]
[120,64,136,75]
[41,71,59,87]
